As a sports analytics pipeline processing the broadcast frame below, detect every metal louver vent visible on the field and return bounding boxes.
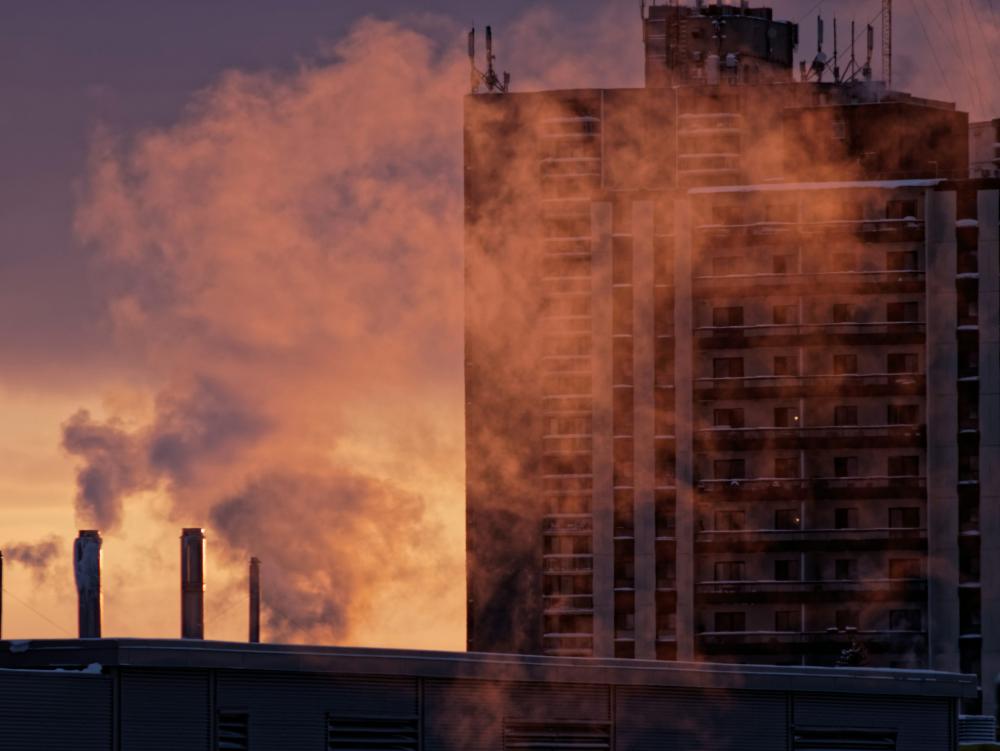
[793,727,897,751]
[217,711,249,751]
[504,720,611,751]
[326,716,419,751]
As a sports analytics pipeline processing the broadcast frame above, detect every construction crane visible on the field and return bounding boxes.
[882,0,892,88]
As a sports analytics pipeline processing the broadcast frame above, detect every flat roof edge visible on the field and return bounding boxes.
[0,639,977,699]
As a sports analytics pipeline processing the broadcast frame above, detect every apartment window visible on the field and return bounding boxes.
[775,610,800,631]
[833,354,858,374]
[886,198,918,219]
[615,610,635,633]
[887,353,918,373]
[834,507,858,529]
[888,455,919,477]
[774,457,799,478]
[835,609,859,629]
[714,561,746,581]
[959,453,980,481]
[886,301,919,322]
[834,559,858,580]
[774,406,798,428]
[834,456,858,478]
[772,254,791,274]
[832,303,857,323]
[713,357,744,379]
[889,507,920,528]
[773,355,796,376]
[713,205,745,225]
[714,510,746,531]
[774,559,799,581]
[887,250,919,271]
[713,256,738,275]
[714,458,746,480]
[772,305,796,325]
[833,405,858,426]
[774,509,801,530]
[890,609,921,631]
[714,611,746,632]
[887,404,918,425]
[889,558,922,579]
[713,306,744,327]
[713,408,744,428]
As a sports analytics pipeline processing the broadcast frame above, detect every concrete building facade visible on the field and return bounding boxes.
[464,1,1000,716]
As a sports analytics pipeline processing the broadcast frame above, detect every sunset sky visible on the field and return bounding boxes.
[1,0,997,648]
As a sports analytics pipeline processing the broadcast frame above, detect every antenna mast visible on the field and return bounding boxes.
[882,0,892,88]
[467,26,511,94]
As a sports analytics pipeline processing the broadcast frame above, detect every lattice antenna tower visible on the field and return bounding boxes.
[468,26,511,94]
[882,0,892,88]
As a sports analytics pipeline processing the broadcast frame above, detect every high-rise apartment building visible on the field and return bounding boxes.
[464,1,1000,714]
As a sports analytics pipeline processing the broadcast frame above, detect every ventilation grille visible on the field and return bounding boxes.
[504,720,611,751]
[217,711,249,751]
[793,727,897,751]
[327,716,418,751]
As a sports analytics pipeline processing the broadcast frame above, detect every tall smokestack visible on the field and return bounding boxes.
[249,556,261,643]
[0,550,4,640]
[74,530,102,638]
[180,528,205,639]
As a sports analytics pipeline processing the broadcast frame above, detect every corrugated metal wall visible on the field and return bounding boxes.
[793,693,952,751]
[423,679,610,751]
[216,671,417,750]
[121,669,210,751]
[616,687,787,751]
[0,670,112,751]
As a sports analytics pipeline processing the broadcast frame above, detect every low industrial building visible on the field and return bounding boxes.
[0,638,977,750]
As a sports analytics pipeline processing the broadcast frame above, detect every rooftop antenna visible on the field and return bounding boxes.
[882,0,892,88]
[810,13,828,82]
[833,17,841,82]
[468,26,510,94]
[863,23,874,81]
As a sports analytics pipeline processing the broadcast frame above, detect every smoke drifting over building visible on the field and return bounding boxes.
[464,0,1000,718]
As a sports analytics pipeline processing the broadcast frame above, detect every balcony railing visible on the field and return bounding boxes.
[696,527,926,545]
[695,476,927,500]
[542,554,593,574]
[695,373,925,397]
[697,577,927,596]
[694,424,925,450]
[695,321,925,347]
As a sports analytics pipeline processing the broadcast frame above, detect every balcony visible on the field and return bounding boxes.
[693,269,925,296]
[694,424,925,451]
[695,475,926,501]
[694,218,925,249]
[697,577,927,604]
[695,321,925,349]
[696,629,928,657]
[695,373,925,400]
[542,554,593,575]
[695,527,927,553]
[543,594,594,615]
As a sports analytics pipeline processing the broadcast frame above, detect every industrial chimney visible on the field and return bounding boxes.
[74,530,102,638]
[249,556,261,643]
[180,528,205,639]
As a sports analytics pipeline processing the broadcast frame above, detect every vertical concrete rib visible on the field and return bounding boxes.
[673,195,695,661]
[925,189,959,673]
[632,201,657,660]
[977,190,1000,715]
[592,201,615,657]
